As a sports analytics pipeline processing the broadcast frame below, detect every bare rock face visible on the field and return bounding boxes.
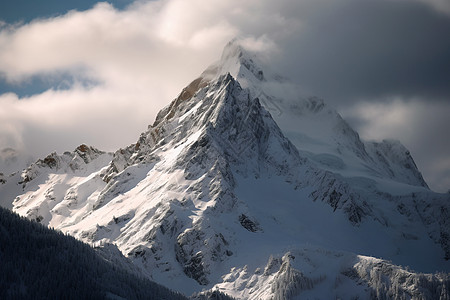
[18,145,109,187]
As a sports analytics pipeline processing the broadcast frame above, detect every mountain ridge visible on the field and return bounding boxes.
[1,39,449,299]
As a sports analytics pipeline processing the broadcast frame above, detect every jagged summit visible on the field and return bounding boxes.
[150,39,259,126]
[0,40,448,299]
[221,38,246,60]
[21,144,109,179]
[202,39,267,85]
[199,39,429,189]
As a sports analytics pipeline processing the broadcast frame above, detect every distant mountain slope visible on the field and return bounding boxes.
[0,206,187,300]
[0,148,34,179]
[214,248,450,300]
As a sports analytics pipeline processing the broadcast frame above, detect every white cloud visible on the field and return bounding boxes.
[0,1,243,156]
[0,0,293,158]
[0,93,24,149]
[415,0,450,15]
[342,99,415,140]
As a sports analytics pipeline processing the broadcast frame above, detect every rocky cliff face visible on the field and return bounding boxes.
[0,40,448,299]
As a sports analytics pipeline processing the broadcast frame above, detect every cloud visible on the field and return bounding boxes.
[0,1,239,155]
[414,0,450,16]
[0,0,289,155]
[0,0,449,192]
[268,0,450,106]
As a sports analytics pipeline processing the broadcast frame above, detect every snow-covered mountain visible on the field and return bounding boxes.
[0,148,34,187]
[1,39,449,299]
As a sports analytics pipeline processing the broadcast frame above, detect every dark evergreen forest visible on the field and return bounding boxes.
[0,206,188,299]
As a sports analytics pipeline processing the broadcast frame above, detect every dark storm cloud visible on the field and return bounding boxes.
[270,0,450,106]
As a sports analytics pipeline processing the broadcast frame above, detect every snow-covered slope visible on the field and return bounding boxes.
[1,40,449,299]
[205,40,429,189]
[0,148,34,177]
[0,144,112,211]
[215,248,449,300]
[0,148,34,205]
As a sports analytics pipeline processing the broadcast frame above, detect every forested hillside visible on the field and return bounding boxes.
[0,206,187,299]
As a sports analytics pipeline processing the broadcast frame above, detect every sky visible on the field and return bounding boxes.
[0,0,449,192]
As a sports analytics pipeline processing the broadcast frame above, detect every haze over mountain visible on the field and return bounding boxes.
[1,40,449,299]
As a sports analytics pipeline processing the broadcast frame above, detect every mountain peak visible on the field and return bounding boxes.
[2,39,449,299]
[220,38,246,61]
[202,39,266,84]
[18,144,111,187]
